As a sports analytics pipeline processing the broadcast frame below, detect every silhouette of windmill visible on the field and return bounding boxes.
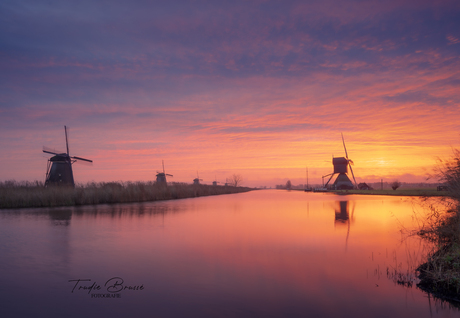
[322,133,357,189]
[42,126,92,187]
[193,171,203,185]
[156,160,173,184]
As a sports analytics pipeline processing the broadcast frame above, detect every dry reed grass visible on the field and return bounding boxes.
[0,180,253,209]
[416,150,460,302]
[334,188,447,196]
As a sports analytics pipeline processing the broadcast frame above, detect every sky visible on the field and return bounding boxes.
[1,0,459,187]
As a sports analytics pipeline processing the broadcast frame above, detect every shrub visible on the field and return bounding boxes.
[391,180,401,190]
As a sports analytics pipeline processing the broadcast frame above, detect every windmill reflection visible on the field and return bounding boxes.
[335,201,349,223]
[46,208,72,270]
[48,208,72,226]
[334,200,355,250]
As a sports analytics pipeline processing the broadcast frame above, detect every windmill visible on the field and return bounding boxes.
[43,126,92,187]
[304,167,312,192]
[156,160,173,184]
[212,175,220,186]
[193,171,203,185]
[322,133,357,190]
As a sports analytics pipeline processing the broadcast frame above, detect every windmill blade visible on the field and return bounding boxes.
[349,163,357,187]
[348,159,354,165]
[43,146,64,155]
[162,160,165,174]
[341,133,349,158]
[43,149,60,156]
[166,174,173,177]
[71,156,93,163]
[65,126,70,156]
[351,201,355,221]
[345,208,350,251]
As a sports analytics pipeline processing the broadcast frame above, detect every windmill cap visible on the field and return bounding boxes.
[333,157,348,165]
[49,154,70,161]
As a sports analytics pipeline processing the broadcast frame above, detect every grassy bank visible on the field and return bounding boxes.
[416,205,460,303]
[0,180,254,209]
[415,152,460,303]
[334,188,448,197]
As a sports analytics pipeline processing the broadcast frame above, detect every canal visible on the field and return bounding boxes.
[0,190,457,317]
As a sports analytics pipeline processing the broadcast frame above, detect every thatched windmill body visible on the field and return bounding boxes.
[43,126,92,187]
[156,160,173,184]
[322,134,357,190]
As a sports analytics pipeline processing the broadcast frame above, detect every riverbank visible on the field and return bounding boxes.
[0,181,254,209]
[333,188,447,196]
[415,203,460,304]
[290,188,448,196]
[414,153,460,304]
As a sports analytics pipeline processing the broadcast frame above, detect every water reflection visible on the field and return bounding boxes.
[334,201,354,249]
[0,191,457,318]
[49,208,72,226]
[334,201,351,223]
[71,202,185,218]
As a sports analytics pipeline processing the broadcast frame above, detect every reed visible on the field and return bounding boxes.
[416,150,460,302]
[0,180,253,209]
[334,188,447,196]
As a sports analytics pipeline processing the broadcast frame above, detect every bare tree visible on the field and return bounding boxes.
[230,174,243,187]
[391,180,401,190]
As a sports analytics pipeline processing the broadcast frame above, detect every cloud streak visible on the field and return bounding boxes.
[0,0,459,186]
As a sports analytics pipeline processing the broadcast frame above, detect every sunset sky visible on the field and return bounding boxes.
[1,0,459,187]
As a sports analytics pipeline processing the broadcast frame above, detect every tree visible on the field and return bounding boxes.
[230,174,243,187]
[286,180,292,190]
[391,180,401,190]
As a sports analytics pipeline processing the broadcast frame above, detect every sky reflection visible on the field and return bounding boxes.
[0,191,454,317]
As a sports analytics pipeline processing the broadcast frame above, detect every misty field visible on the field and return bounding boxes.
[0,181,253,209]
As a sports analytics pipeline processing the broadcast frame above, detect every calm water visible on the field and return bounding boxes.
[0,190,458,318]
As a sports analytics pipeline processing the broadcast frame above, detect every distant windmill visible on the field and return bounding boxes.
[304,167,312,192]
[322,133,357,190]
[42,126,92,187]
[193,171,203,185]
[212,176,220,186]
[156,160,173,184]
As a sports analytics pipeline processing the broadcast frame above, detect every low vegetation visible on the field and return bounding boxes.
[0,180,253,209]
[333,188,448,196]
[415,150,460,302]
